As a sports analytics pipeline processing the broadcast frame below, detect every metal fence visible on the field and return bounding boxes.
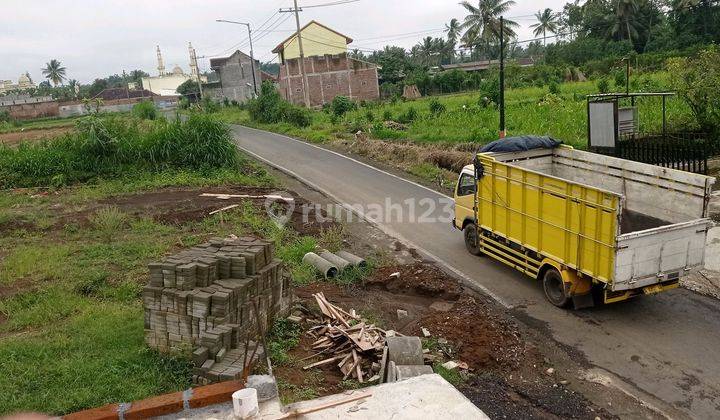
[614,132,713,174]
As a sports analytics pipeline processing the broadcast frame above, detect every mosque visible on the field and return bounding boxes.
[0,72,36,94]
[141,43,206,96]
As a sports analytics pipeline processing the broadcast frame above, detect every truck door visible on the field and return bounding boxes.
[454,171,476,229]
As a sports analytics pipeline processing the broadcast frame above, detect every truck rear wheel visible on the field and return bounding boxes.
[543,268,570,308]
[464,223,483,256]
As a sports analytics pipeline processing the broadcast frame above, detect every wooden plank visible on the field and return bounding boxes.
[302,353,350,370]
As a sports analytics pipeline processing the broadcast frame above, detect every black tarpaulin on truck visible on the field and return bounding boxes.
[479,136,561,153]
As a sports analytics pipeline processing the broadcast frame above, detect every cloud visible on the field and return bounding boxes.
[1,0,566,84]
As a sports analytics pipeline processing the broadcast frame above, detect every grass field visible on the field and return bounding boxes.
[0,110,375,415]
[0,115,86,134]
[216,72,696,149]
[0,168,279,415]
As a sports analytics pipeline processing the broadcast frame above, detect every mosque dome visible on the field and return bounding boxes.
[18,73,30,83]
[172,65,184,75]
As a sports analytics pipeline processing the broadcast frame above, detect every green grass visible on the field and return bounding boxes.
[0,304,191,415]
[216,71,695,149]
[267,318,302,366]
[432,362,466,387]
[0,163,294,415]
[0,115,85,134]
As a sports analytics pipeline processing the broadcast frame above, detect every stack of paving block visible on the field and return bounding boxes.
[142,236,292,384]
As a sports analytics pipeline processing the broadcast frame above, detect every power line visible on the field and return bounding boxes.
[301,0,360,8]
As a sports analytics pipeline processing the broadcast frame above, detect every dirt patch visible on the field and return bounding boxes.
[418,294,525,370]
[57,186,336,236]
[0,126,74,146]
[279,263,611,418]
[0,278,34,300]
[365,263,462,300]
[0,219,36,235]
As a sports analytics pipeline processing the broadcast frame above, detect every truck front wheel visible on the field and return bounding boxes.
[463,223,483,256]
[543,268,570,308]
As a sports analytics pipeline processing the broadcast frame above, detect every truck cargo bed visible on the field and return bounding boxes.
[482,146,715,291]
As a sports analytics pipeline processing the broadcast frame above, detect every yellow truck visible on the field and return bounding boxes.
[454,144,716,308]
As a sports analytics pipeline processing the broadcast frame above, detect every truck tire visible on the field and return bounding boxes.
[463,223,483,256]
[543,268,570,308]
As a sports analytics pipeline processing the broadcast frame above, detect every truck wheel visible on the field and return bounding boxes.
[464,223,483,256]
[543,268,570,308]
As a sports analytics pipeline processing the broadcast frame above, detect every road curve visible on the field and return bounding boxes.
[232,124,720,419]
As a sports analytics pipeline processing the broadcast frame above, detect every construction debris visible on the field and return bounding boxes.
[302,292,387,382]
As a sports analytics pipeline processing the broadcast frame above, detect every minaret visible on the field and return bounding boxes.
[156,45,166,76]
[189,42,199,78]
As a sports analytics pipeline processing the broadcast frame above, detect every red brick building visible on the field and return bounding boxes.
[279,54,380,107]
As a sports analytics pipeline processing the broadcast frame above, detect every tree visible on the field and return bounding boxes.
[531,8,561,45]
[445,18,462,43]
[42,59,67,86]
[459,0,519,54]
[667,46,720,134]
[176,79,200,98]
[611,0,641,42]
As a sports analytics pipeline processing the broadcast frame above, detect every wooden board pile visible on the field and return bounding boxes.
[302,293,386,383]
[142,236,292,384]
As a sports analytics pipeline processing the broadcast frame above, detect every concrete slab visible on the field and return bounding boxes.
[278,374,487,419]
[155,374,486,419]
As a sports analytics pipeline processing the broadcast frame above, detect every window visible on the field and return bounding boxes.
[361,81,367,86]
[456,173,476,196]
[326,84,332,89]
[295,88,302,93]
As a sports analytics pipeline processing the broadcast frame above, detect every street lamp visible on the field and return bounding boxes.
[216,19,258,96]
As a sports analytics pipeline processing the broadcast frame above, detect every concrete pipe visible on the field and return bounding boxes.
[319,251,351,272]
[336,250,367,268]
[302,252,338,279]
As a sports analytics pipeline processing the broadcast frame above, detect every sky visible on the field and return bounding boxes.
[1,0,567,84]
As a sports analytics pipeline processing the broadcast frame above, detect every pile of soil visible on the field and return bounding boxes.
[418,294,525,371]
[365,263,463,300]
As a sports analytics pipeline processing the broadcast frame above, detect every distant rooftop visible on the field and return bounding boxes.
[440,57,535,72]
[92,87,156,101]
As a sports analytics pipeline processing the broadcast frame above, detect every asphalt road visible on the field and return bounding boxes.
[232,124,720,419]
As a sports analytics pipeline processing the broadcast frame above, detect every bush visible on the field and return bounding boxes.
[668,46,720,134]
[382,109,393,121]
[397,106,419,124]
[428,98,446,115]
[0,110,11,123]
[614,70,627,89]
[200,97,220,113]
[548,81,561,95]
[478,72,500,104]
[131,100,157,120]
[0,113,240,188]
[597,77,610,94]
[247,81,310,128]
[284,106,312,128]
[365,110,375,122]
[330,95,356,117]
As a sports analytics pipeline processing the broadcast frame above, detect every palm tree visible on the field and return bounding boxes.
[445,18,462,43]
[459,0,519,50]
[42,59,67,86]
[531,8,560,45]
[610,0,640,42]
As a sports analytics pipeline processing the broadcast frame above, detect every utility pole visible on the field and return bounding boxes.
[216,20,258,96]
[280,0,311,107]
[499,16,506,139]
[246,24,258,96]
